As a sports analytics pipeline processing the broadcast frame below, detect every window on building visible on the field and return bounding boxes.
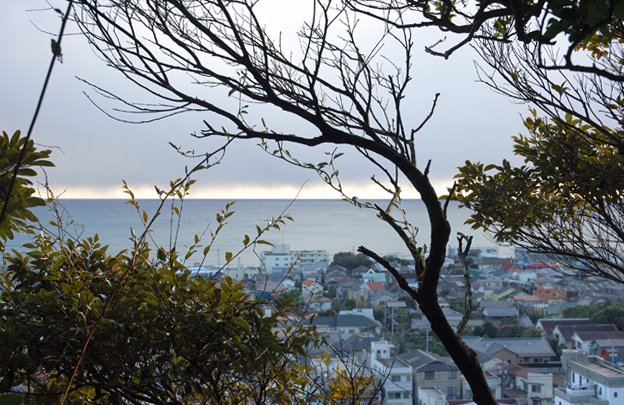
[389,392,401,399]
[532,385,541,393]
[448,386,457,398]
[448,371,457,379]
[391,375,401,382]
[615,392,619,398]
[403,391,410,399]
[424,371,435,380]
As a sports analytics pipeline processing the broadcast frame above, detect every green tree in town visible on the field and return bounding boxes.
[331,252,373,271]
[563,302,624,329]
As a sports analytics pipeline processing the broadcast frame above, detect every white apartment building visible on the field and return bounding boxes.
[370,340,413,405]
[261,244,294,274]
[261,244,329,275]
[555,350,624,405]
[297,250,329,275]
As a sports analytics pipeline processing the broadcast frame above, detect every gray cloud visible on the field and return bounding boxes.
[1,3,525,199]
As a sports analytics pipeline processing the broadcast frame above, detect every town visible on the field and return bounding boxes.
[191,243,624,405]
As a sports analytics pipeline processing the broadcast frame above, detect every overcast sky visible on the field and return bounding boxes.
[1,2,527,199]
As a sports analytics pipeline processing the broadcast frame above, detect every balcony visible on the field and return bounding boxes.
[554,387,609,405]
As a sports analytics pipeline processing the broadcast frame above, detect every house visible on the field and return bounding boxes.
[301,278,324,298]
[307,296,333,312]
[339,307,375,320]
[370,290,398,308]
[501,364,554,405]
[463,336,557,365]
[555,350,624,405]
[411,307,463,331]
[512,292,547,312]
[552,323,619,347]
[480,301,519,325]
[590,337,624,363]
[534,283,570,302]
[337,279,363,303]
[417,387,447,405]
[535,318,592,339]
[486,287,518,301]
[571,330,624,354]
[362,268,387,284]
[401,349,463,400]
[311,314,381,339]
[254,273,296,294]
[325,266,350,285]
[370,340,412,405]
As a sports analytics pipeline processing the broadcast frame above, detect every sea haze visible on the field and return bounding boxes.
[10,199,494,265]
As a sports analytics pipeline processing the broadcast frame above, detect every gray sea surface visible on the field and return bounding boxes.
[8,199,495,265]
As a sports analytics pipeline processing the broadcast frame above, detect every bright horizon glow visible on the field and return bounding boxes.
[50,180,454,200]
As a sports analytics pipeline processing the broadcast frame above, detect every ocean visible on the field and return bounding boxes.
[8,199,495,266]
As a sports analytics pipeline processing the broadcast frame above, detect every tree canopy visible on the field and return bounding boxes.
[345,0,624,64]
[331,252,373,270]
[455,27,624,282]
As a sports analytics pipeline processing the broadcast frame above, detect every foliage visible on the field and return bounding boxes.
[343,299,357,310]
[345,0,623,62]
[547,337,565,358]
[470,322,499,338]
[327,370,377,403]
[455,27,624,282]
[562,301,624,329]
[331,252,373,271]
[0,130,53,246]
[0,228,320,403]
[394,331,447,356]
[449,300,465,314]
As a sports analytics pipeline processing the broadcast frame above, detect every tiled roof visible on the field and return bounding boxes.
[555,323,618,344]
[536,318,592,337]
[311,314,379,329]
[463,336,556,358]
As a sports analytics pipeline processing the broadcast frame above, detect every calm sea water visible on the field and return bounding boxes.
[8,200,494,265]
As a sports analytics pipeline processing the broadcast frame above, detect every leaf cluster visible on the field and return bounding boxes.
[0,232,319,404]
[0,130,53,245]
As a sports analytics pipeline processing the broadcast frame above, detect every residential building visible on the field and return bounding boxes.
[401,349,463,401]
[572,330,624,354]
[339,307,375,320]
[411,307,464,331]
[552,324,619,348]
[296,249,329,275]
[302,278,324,298]
[311,314,381,339]
[534,284,571,303]
[370,340,412,405]
[536,318,592,340]
[501,364,554,405]
[417,387,447,405]
[480,301,519,325]
[261,244,294,274]
[555,350,624,405]
[463,336,557,365]
[307,296,333,312]
[362,269,387,284]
